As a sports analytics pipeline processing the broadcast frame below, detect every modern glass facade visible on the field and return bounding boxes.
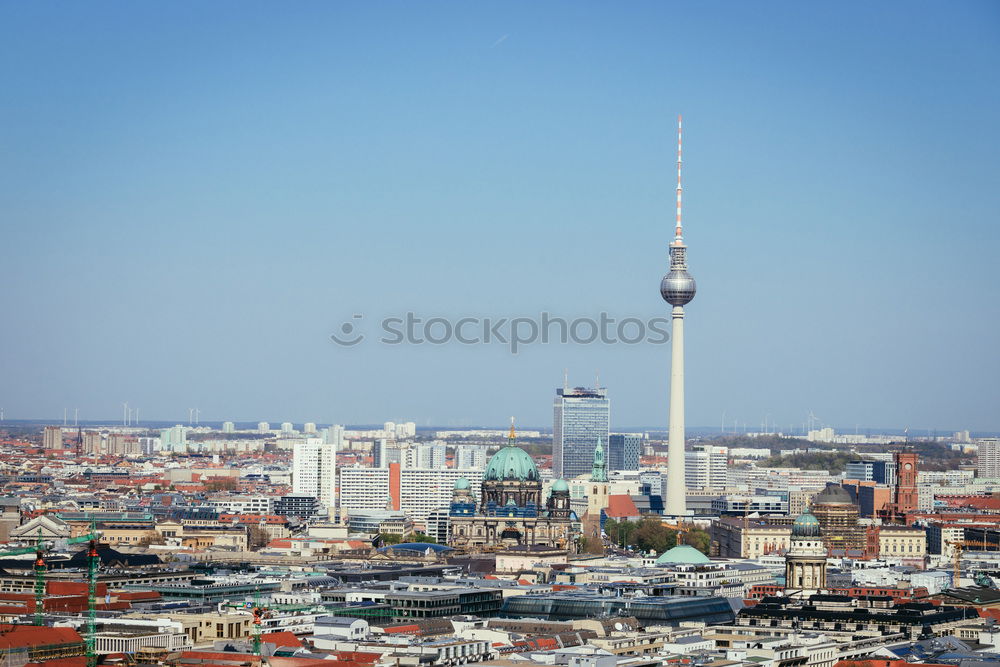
[500,593,734,625]
[553,387,610,479]
[608,433,641,471]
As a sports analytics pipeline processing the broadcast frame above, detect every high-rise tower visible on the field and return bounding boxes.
[553,384,610,480]
[660,115,697,516]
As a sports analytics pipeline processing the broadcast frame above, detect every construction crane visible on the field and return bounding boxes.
[86,536,99,667]
[250,585,271,663]
[0,528,100,626]
[945,539,992,588]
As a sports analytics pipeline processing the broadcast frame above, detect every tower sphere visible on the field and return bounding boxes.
[660,269,696,306]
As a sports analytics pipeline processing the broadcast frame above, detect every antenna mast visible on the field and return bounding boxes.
[675,114,683,245]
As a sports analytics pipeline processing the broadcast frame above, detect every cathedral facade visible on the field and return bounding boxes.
[449,425,577,552]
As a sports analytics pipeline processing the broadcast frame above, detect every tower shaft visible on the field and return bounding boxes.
[666,305,686,516]
[660,114,695,517]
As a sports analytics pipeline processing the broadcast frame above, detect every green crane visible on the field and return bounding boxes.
[250,585,270,662]
[86,515,100,667]
[0,528,101,627]
[33,528,46,626]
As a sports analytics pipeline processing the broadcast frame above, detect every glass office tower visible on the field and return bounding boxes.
[553,386,610,479]
[608,433,642,471]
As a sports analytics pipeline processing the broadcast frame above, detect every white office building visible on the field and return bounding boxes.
[685,445,728,490]
[206,495,275,515]
[455,445,488,470]
[258,422,270,433]
[326,424,345,448]
[978,438,1000,478]
[410,443,446,469]
[339,467,483,522]
[292,438,337,510]
[159,425,189,453]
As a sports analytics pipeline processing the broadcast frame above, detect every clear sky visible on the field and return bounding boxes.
[2,2,998,432]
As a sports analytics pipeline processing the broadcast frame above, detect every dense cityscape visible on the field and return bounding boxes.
[0,398,998,667]
[3,2,998,667]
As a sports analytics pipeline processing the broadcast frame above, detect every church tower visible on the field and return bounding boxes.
[584,438,611,538]
[785,508,827,596]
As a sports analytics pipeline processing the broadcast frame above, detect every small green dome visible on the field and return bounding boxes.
[551,479,569,492]
[454,477,470,490]
[792,508,822,537]
[655,545,710,566]
[484,445,539,482]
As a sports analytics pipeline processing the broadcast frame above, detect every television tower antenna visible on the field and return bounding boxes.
[660,113,697,517]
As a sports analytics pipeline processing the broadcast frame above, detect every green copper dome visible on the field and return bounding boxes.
[484,445,539,482]
[454,477,470,490]
[792,508,822,537]
[655,544,710,566]
[551,479,569,492]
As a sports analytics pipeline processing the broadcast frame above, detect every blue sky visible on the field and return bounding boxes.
[1,2,998,432]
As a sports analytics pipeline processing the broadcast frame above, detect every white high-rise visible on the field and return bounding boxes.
[659,115,697,516]
[292,438,337,510]
[411,443,446,469]
[327,424,345,447]
[685,445,728,490]
[339,467,483,521]
[978,438,1000,478]
[455,445,487,470]
[257,421,270,433]
[222,421,235,433]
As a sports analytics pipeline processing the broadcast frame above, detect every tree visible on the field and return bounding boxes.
[681,528,711,555]
[631,517,677,554]
[603,518,638,549]
[410,532,436,544]
[248,526,270,550]
[380,533,403,545]
[204,478,238,492]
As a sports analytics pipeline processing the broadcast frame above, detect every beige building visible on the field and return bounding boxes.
[711,517,791,558]
[155,521,249,550]
[878,526,927,558]
[123,611,251,646]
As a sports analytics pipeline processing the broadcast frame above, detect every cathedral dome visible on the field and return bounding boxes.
[484,446,539,482]
[454,477,470,490]
[551,479,569,492]
[791,508,822,537]
[813,484,854,505]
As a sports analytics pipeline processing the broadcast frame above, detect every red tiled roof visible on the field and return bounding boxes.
[606,494,641,519]
[261,631,302,648]
[25,658,87,667]
[329,651,381,664]
[0,625,83,649]
[383,624,420,634]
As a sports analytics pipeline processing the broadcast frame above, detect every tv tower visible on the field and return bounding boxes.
[660,115,697,517]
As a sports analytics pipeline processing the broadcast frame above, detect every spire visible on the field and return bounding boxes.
[591,437,608,483]
[507,416,516,446]
[674,114,684,247]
